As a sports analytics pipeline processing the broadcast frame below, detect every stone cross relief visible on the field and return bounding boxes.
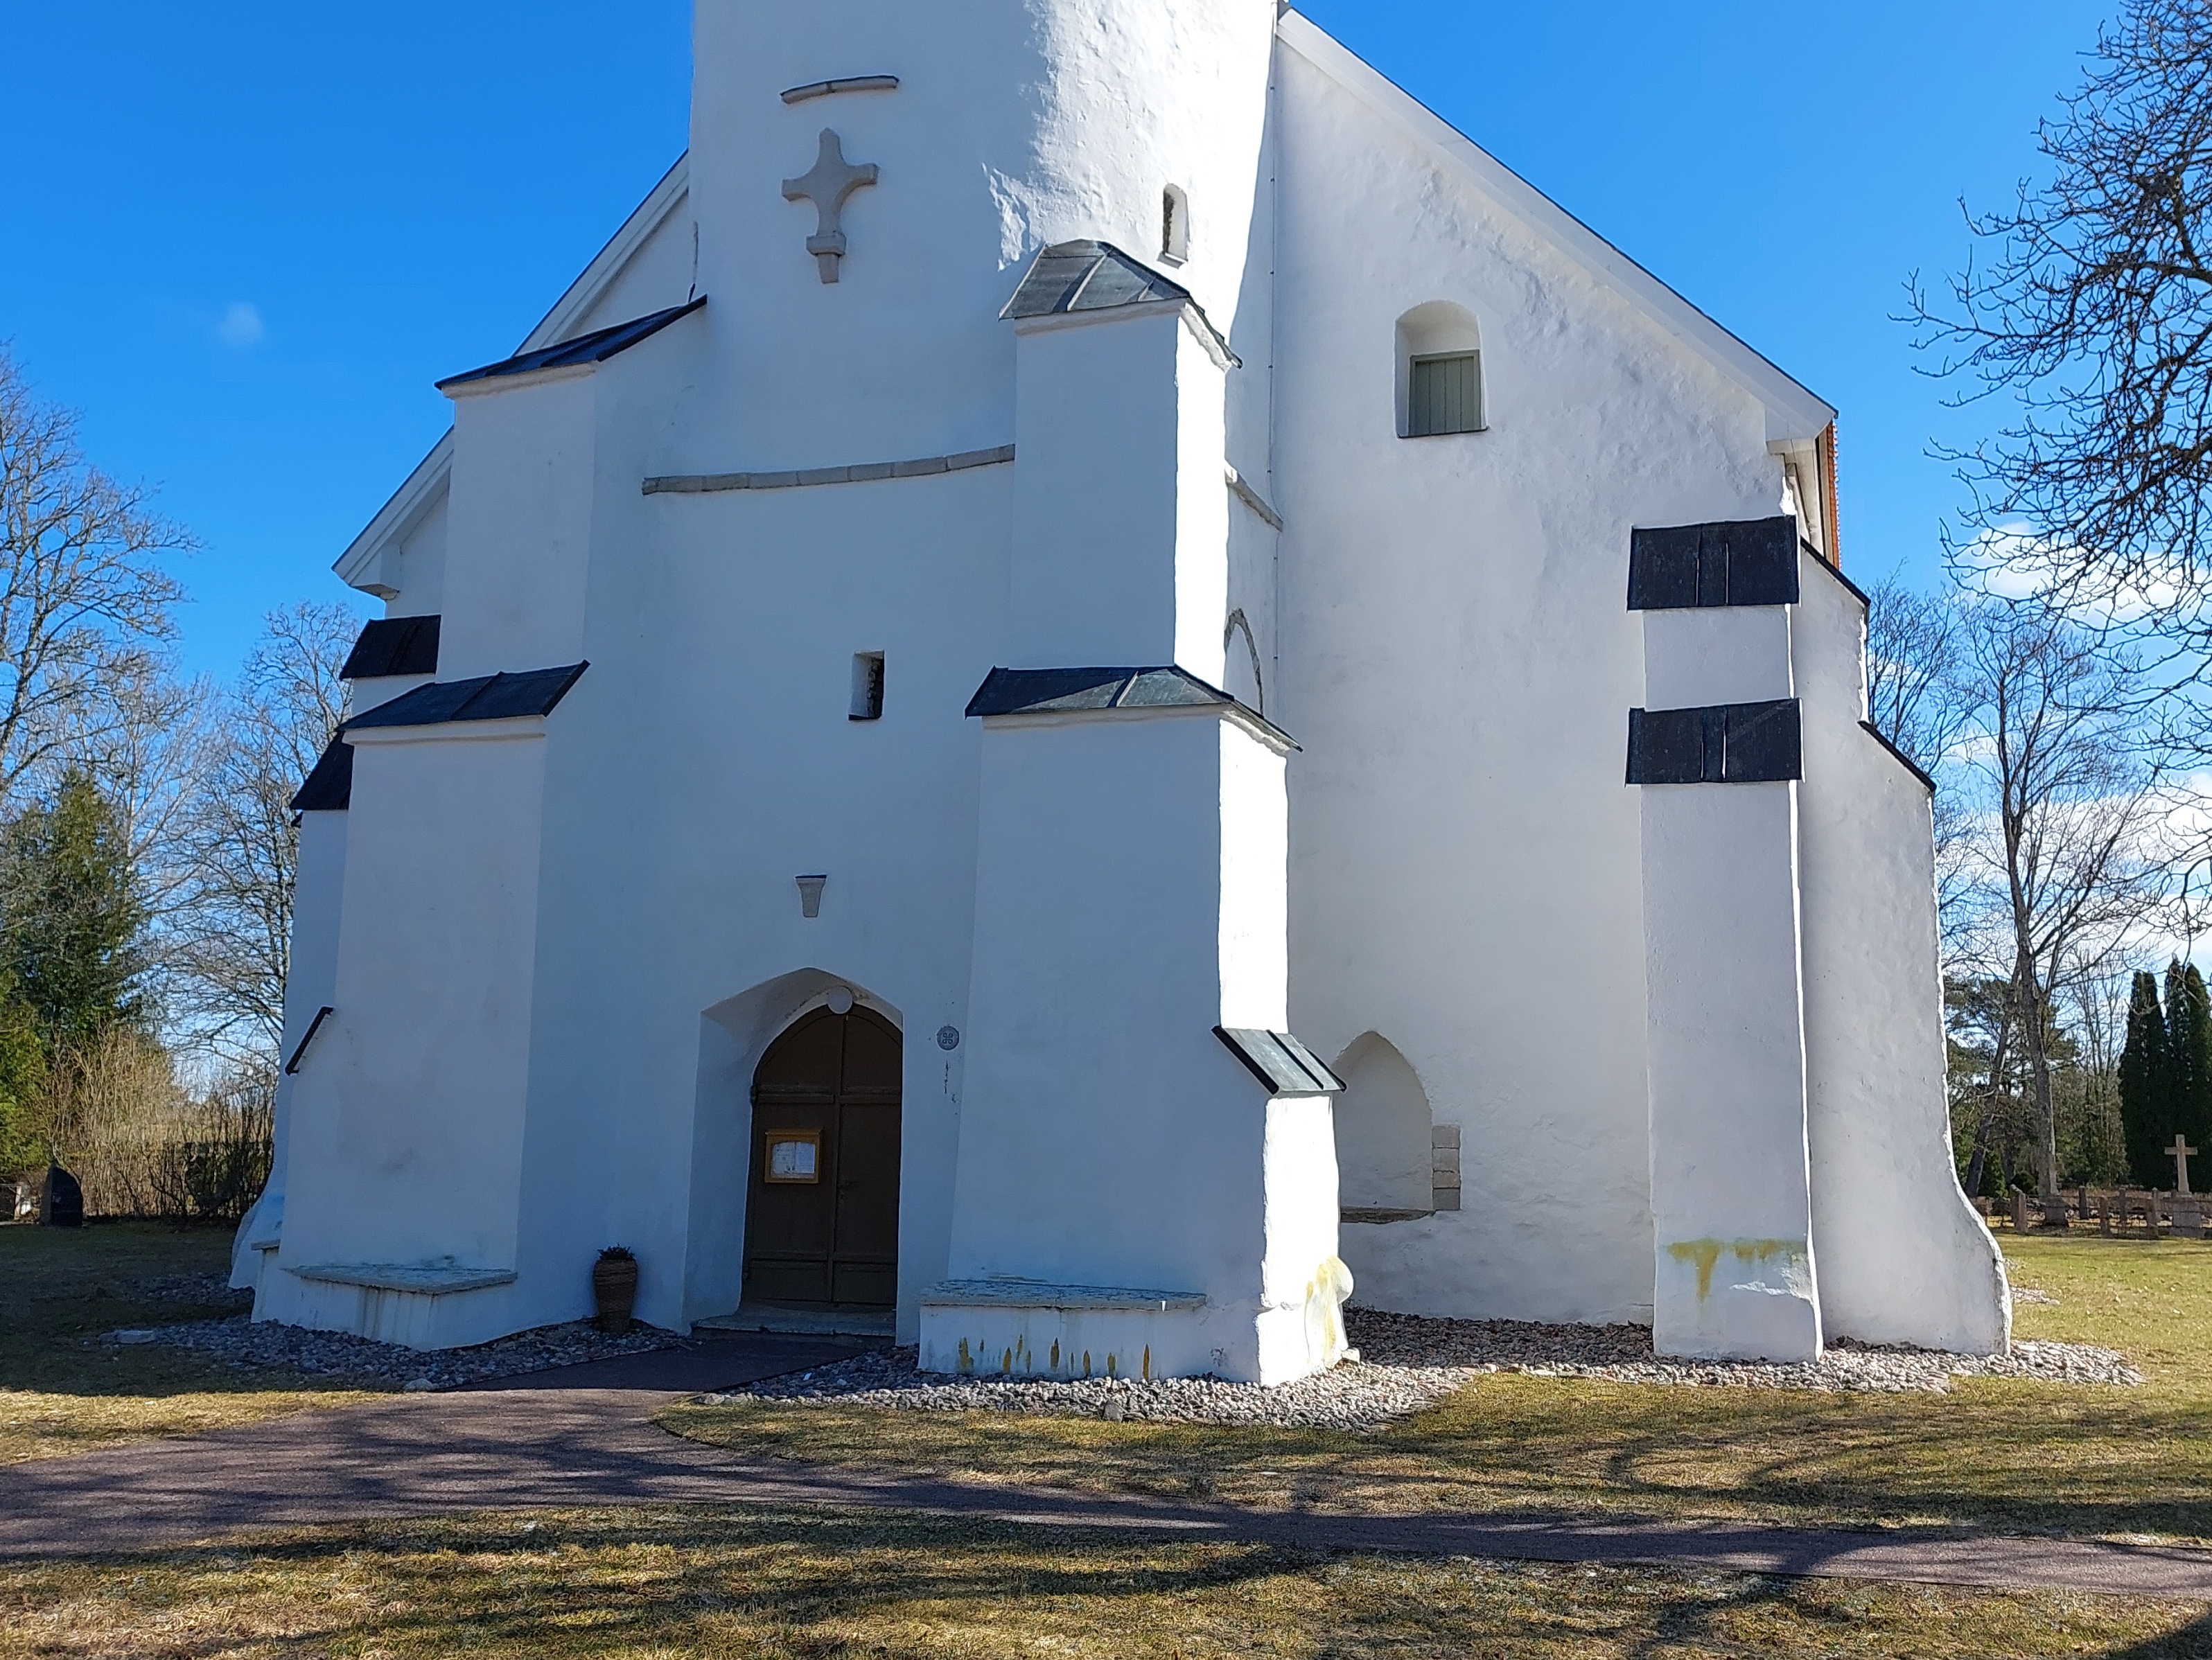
[2171,1133,2200,1196]
[782,129,878,284]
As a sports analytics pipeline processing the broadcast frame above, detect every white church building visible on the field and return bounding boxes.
[235,0,2011,1381]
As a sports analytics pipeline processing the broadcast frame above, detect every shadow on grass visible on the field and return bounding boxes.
[2106,1610,2212,1658]
[17,1508,2209,1659]
[19,1508,1329,1654]
[674,1374,2212,1544]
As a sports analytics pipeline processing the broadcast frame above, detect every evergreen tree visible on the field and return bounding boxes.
[2121,971,2175,1188]
[0,975,46,1178]
[2179,962,2212,1179]
[0,768,149,1067]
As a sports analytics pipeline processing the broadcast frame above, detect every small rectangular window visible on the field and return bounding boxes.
[850,653,885,721]
[1407,351,1483,437]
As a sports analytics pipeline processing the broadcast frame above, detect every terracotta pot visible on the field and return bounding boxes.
[592,1257,638,1334]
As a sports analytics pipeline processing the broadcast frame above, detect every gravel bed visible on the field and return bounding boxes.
[1346,1309,2142,1393]
[130,1271,251,1306]
[105,1314,681,1390]
[698,1307,2139,1432]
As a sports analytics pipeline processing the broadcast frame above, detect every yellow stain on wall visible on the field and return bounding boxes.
[1666,1237,1807,1301]
[957,1337,973,1374]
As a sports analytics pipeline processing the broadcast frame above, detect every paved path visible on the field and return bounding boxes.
[4,1336,2210,1599]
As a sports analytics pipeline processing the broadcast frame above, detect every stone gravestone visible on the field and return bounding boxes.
[2010,1187,2030,1233]
[2172,1136,2206,1239]
[40,1165,82,1229]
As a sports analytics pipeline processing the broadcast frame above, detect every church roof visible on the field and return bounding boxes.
[1000,242,1237,364]
[965,664,1295,748]
[346,662,589,730]
[291,660,588,809]
[340,615,441,680]
[290,736,354,813]
[435,298,706,391]
[1214,1027,1347,1097]
[1001,241,1191,320]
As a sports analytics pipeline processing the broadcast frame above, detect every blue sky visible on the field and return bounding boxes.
[1,0,2107,678]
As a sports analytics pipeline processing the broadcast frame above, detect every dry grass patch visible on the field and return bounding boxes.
[0,1221,374,1465]
[1,1504,2206,1659]
[666,1235,2212,1544]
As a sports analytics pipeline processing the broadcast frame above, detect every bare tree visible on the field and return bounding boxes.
[1865,573,1987,933]
[1954,603,2170,1192]
[168,603,359,1060]
[1904,0,2212,640]
[0,348,190,811]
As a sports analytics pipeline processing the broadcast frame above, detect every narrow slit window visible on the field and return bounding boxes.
[1161,185,1190,266]
[1407,352,1483,436]
[850,652,885,721]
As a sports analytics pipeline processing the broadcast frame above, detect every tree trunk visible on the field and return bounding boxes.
[1964,999,2017,1193]
[1963,1006,2012,1200]
[2019,954,2060,1194]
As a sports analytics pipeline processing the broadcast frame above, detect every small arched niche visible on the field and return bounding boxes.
[1333,1032,1434,1220]
[1396,301,1486,439]
[1161,184,1191,267]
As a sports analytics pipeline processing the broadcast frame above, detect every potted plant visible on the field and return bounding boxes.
[592,1246,638,1334]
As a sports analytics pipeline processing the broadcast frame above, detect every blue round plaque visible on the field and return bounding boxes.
[936,1025,960,1052]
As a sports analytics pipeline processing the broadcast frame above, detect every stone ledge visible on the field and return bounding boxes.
[642,444,1015,495]
[1342,1207,1434,1225]
[291,1261,518,1295]
[920,1278,1205,1313]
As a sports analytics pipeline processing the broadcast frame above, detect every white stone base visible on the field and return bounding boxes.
[1653,1235,1821,1361]
[918,1282,1215,1382]
[253,1260,522,1351]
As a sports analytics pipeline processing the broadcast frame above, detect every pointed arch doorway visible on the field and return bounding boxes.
[742,1004,902,1312]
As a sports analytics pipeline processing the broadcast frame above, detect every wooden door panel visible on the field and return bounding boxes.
[834,1260,897,1305]
[834,1100,902,1263]
[742,1005,903,1312]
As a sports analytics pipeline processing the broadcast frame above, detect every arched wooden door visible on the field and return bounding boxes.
[743,1005,902,1309]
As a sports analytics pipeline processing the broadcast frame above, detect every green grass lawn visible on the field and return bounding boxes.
[0,1221,374,1465]
[665,1233,2212,1545]
[2,1504,2206,1659]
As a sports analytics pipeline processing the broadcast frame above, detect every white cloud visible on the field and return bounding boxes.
[216,301,265,348]
[1956,522,2184,624]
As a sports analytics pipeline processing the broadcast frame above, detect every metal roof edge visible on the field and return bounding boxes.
[520,152,692,353]
[334,430,453,597]
[1274,10,1836,440]
[335,153,692,594]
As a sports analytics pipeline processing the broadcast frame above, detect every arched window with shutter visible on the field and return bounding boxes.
[1396,301,1486,438]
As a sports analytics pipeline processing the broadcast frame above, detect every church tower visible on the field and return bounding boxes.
[679,0,1342,1383]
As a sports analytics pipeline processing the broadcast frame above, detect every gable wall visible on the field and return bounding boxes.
[1268,39,1789,1323]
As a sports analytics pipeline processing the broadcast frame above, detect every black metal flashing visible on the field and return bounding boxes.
[290,735,355,813]
[965,665,1295,747]
[1628,516,1800,610]
[1807,541,1872,608]
[346,662,589,731]
[1215,1027,1347,1097]
[284,1007,335,1076]
[1627,699,1802,785]
[437,298,705,391]
[341,615,441,680]
[1861,720,1937,793]
[1000,240,1237,363]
